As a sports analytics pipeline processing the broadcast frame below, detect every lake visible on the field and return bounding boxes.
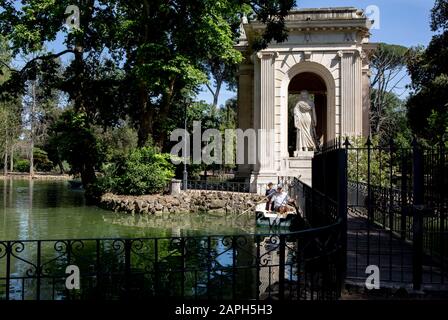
[0,179,299,300]
[0,179,256,241]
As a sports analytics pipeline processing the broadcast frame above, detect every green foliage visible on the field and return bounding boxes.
[97,124,139,163]
[97,146,175,196]
[370,89,412,148]
[0,36,22,162]
[15,159,30,173]
[347,136,394,187]
[431,0,448,32]
[407,1,448,142]
[0,0,295,195]
[369,43,412,140]
[33,147,54,172]
[48,109,105,185]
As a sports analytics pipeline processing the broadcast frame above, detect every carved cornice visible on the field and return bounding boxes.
[256,51,279,60]
[337,50,358,58]
[303,51,312,61]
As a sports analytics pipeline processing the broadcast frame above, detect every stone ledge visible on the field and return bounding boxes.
[100,191,265,216]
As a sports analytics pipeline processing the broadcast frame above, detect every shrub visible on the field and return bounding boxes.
[97,146,175,196]
[34,148,54,172]
[15,159,30,173]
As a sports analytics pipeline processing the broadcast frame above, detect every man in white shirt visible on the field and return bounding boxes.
[271,184,295,214]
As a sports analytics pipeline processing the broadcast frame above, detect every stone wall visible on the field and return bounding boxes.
[0,174,71,181]
[100,191,265,216]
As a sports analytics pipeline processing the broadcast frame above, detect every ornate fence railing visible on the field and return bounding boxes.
[345,139,448,289]
[0,221,344,300]
[283,178,339,228]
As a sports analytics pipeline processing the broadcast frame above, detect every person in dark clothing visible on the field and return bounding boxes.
[265,182,276,211]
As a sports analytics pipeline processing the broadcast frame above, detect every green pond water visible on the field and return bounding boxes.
[0,179,256,241]
[0,179,294,300]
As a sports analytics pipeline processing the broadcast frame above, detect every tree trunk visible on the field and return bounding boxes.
[136,0,153,148]
[137,104,153,148]
[30,80,36,178]
[58,161,65,175]
[212,79,222,108]
[9,144,13,173]
[3,142,8,177]
[153,79,176,150]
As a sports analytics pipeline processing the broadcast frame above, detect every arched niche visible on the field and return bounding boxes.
[280,61,336,158]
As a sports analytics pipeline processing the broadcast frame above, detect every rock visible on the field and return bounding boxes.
[209,199,226,210]
[141,206,149,214]
[134,200,144,212]
[100,190,263,217]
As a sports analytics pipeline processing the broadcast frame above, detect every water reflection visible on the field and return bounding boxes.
[0,179,299,300]
[102,212,256,235]
[0,179,255,240]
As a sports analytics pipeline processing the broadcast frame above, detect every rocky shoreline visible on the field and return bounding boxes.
[0,173,72,180]
[100,191,265,216]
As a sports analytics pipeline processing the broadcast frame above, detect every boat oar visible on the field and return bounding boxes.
[238,196,270,217]
[291,200,300,215]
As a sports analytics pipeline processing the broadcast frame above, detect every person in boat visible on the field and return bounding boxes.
[265,182,276,211]
[271,184,295,214]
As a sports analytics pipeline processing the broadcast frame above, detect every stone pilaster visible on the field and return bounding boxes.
[257,51,277,173]
[249,52,278,193]
[361,50,372,138]
[236,61,254,178]
[339,50,363,137]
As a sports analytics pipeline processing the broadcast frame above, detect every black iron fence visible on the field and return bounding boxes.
[0,222,344,300]
[345,138,448,289]
[286,178,339,229]
[183,180,250,193]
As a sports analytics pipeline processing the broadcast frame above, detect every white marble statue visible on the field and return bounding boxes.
[294,90,317,153]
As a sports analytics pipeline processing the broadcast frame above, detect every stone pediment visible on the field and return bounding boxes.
[284,7,367,22]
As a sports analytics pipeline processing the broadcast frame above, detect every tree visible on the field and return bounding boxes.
[48,109,105,187]
[21,54,63,175]
[108,0,295,148]
[0,36,21,176]
[369,43,411,136]
[0,0,296,186]
[407,0,448,142]
[205,58,238,109]
[0,0,126,186]
[370,89,412,147]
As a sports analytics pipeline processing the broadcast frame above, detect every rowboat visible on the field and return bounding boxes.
[255,203,299,230]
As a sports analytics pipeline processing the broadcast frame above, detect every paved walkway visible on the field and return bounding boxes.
[346,211,448,290]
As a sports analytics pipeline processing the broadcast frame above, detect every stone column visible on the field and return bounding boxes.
[250,52,278,193]
[361,51,372,138]
[258,51,276,173]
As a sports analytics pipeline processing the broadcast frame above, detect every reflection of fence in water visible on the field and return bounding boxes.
[0,223,344,300]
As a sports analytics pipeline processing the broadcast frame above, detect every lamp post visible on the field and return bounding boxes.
[183,98,190,191]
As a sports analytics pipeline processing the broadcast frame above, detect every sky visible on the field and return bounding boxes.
[199,0,436,106]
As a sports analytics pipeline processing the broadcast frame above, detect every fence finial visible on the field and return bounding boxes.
[343,137,351,148]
